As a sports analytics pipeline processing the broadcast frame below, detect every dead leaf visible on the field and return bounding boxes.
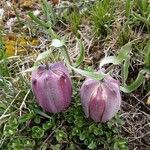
[51,0,60,5]
[17,0,38,9]
[4,34,40,57]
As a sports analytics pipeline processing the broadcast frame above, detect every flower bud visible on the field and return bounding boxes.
[80,75,121,122]
[31,62,72,113]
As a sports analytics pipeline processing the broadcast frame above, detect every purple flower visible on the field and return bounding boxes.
[31,62,72,113]
[80,75,121,122]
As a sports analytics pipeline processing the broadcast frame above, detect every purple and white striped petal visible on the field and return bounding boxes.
[80,78,99,118]
[80,75,121,123]
[31,62,72,113]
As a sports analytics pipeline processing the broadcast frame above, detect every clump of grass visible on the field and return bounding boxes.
[117,25,132,45]
[63,8,81,36]
[131,0,150,32]
[90,0,115,37]
[117,0,132,45]
[68,10,81,36]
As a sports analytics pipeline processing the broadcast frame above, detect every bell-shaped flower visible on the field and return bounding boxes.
[31,62,72,113]
[80,75,121,122]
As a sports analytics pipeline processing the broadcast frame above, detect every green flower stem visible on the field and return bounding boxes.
[62,46,75,75]
[62,46,72,66]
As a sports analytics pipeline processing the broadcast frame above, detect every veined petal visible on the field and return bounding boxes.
[89,87,105,122]
[80,74,121,123]
[45,70,72,113]
[80,78,99,118]
[101,80,121,122]
[32,71,58,112]
[31,62,72,113]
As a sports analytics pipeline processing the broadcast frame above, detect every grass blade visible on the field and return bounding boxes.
[41,0,56,26]
[125,0,131,18]
[144,41,150,67]
[133,12,150,26]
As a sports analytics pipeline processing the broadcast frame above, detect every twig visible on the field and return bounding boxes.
[131,94,150,111]
[129,131,150,142]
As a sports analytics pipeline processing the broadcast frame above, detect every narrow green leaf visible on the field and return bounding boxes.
[99,43,132,68]
[69,65,105,81]
[59,46,72,66]
[116,42,132,63]
[144,41,150,66]
[74,39,85,67]
[137,0,148,15]
[41,0,51,21]
[36,50,52,62]
[34,109,51,119]
[21,66,38,73]
[41,0,56,25]
[99,56,118,68]
[121,57,130,86]
[120,69,149,93]
[28,12,49,28]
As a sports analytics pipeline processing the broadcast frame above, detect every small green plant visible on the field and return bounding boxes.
[8,138,35,149]
[28,0,58,39]
[91,0,114,37]
[67,10,81,35]
[117,25,131,45]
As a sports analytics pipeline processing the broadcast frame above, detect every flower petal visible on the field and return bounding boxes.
[89,87,105,122]
[80,78,99,118]
[31,62,72,113]
[101,79,121,122]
